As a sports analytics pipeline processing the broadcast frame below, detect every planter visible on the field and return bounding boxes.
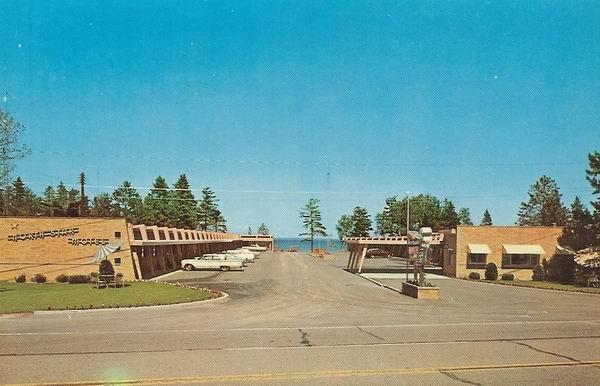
[401,282,440,300]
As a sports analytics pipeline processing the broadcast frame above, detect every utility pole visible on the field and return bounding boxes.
[79,172,86,217]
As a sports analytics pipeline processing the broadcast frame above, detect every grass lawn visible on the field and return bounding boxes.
[482,279,600,294]
[0,281,218,314]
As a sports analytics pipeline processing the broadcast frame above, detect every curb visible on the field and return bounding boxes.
[358,274,404,294]
[461,278,600,297]
[30,291,229,316]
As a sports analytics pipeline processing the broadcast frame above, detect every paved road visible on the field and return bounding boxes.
[2,252,600,385]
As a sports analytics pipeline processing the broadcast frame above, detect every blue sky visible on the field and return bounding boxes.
[1,1,599,236]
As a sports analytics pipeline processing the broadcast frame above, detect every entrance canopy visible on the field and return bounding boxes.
[344,234,444,273]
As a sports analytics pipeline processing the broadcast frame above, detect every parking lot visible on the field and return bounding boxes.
[2,251,600,385]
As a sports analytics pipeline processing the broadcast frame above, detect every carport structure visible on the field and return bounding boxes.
[344,234,445,274]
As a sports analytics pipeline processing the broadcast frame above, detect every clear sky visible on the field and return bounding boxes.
[1,1,599,236]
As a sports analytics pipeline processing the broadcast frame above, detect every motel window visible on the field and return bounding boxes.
[114,231,121,238]
[133,229,142,240]
[169,231,175,239]
[114,257,121,266]
[502,254,539,268]
[158,230,166,240]
[467,253,487,268]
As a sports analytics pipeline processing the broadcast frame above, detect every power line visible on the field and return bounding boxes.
[32,149,587,168]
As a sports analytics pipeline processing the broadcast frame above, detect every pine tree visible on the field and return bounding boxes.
[586,151,600,243]
[559,196,595,251]
[439,199,460,229]
[66,189,80,217]
[481,209,493,226]
[197,187,225,231]
[41,186,57,217]
[299,198,327,252]
[143,176,174,227]
[336,214,353,240]
[90,193,115,217]
[171,174,198,229]
[376,197,404,235]
[257,223,270,235]
[112,180,143,223]
[54,182,70,216]
[458,207,473,225]
[212,208,227,232]
[7,177,40,215]
[350,206,372,237]
[517,175,567,226]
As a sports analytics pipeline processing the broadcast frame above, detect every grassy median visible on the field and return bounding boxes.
[483,280,600,294]
[0,281,218,314]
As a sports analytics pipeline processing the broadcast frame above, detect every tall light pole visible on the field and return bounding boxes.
[406,191,410,281]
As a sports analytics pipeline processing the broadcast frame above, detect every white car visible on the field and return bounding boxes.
[204,253,253,263]
[181,256,244,272]
[232,248,261,256]
[245,244,267,252]
[225,250,256,260]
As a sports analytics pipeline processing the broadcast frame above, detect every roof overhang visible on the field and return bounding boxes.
[130,239,236,247]
[502,244,545,255]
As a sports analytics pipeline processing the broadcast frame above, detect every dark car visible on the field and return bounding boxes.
[365,248,391,258]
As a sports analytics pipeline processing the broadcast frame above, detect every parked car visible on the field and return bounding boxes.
[181,256,244,271]
[225,250,257,260]
[246,244,267,252]
[365,248,391,258]
[205,253,252,263]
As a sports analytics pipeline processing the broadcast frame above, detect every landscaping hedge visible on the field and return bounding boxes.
[501,273,514,281]
[68,275,91,284]
[468,272,480,280]
[32,274,47,283]
[15,274,26,283]
[55,274,69,283]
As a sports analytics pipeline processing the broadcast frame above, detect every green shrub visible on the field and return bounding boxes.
[32,273,47,283]
[501,273,514,281]
[532,264,545,281]
[468,272,480,280]
[484,262,498,281]
[547,255,576,284]
[99,259,115,276]
[68,275,91,284]
[55,274,69,283]
[15,274,26,283]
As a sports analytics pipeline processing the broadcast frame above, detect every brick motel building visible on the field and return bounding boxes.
[346,225,571,281]
[440,225,570,280]
[0,217,273,281]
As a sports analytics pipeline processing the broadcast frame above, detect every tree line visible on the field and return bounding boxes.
[335,197,489,240]
[0,174,228,231]
[515,151,600,251]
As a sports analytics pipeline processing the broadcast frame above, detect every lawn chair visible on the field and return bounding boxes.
[90,272,100,289]
[586,274,599,288]
[115,273,124,288]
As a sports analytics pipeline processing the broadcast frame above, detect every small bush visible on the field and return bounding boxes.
[501,273,514,281]
[68,274,91,284]
[55,274,69,283]
[15,274,26,283]
[484,262,498,281]
[468,272,480,280]
[532,264,545,281]
[99,259,115,276]
[547,255,576,284]
[33,273,47,283]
